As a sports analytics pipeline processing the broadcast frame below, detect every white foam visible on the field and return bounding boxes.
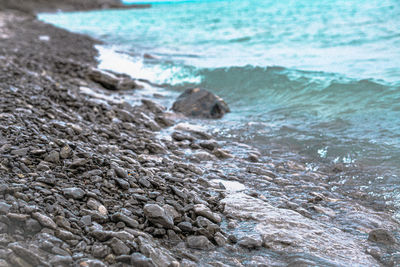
[96,45,201,85]
[210,179,246,192]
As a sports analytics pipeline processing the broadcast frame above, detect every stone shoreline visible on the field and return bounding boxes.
[0,2,400,267]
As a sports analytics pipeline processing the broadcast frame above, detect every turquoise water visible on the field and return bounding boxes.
[39,0,400,210]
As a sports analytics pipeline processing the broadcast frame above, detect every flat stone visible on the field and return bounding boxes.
[143,204,174,229]
[111,212,139,229]
[63,187,85,200]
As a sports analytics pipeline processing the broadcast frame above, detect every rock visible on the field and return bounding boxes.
[368,228,396,245]
[60,145,72,159]
[143,204,174,229]
[49,255,73,266]
[214,232,227,246]
[177,222,193,233]
[181,259,198,267]
[92,243,111,259]
[63,187,85,200]
[90,230,113,242]
[11,148,29,156]
[0,259,10,267]
[44,150,60,163]
[78,259,107,267]
[172,88,230,119]
[111,212,139,229]
[238,235,263,249]
[69,158,87,168]
[25,219,42,233]
[213,148,233,159]
[130,252,155,267]
[142,99,166,114]
[193,204,222,223]
[89,68,138,91]
[0,202,11,214]
[115,178,130,190]
[186,235,214,250]
[8,243,43,266]
[246,166,276,178]
[7,254,31,267]
[109,237,130,255]
[114,166,128,178]
[32,212,57,230]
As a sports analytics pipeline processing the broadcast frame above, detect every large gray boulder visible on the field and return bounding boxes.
[172,88,230,119]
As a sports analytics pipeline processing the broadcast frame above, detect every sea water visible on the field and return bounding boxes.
[39,0,400,216]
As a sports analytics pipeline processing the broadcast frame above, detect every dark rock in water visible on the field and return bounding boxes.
[368,228,396,245]
[172,88,230,119]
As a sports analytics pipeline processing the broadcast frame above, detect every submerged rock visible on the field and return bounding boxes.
[172,88,230,119]
[222,193,381,266]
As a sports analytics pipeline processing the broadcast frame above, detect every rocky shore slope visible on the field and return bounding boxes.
[1,1,400,267]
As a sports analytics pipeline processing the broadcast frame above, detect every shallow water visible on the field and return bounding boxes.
[39,0,400,217]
